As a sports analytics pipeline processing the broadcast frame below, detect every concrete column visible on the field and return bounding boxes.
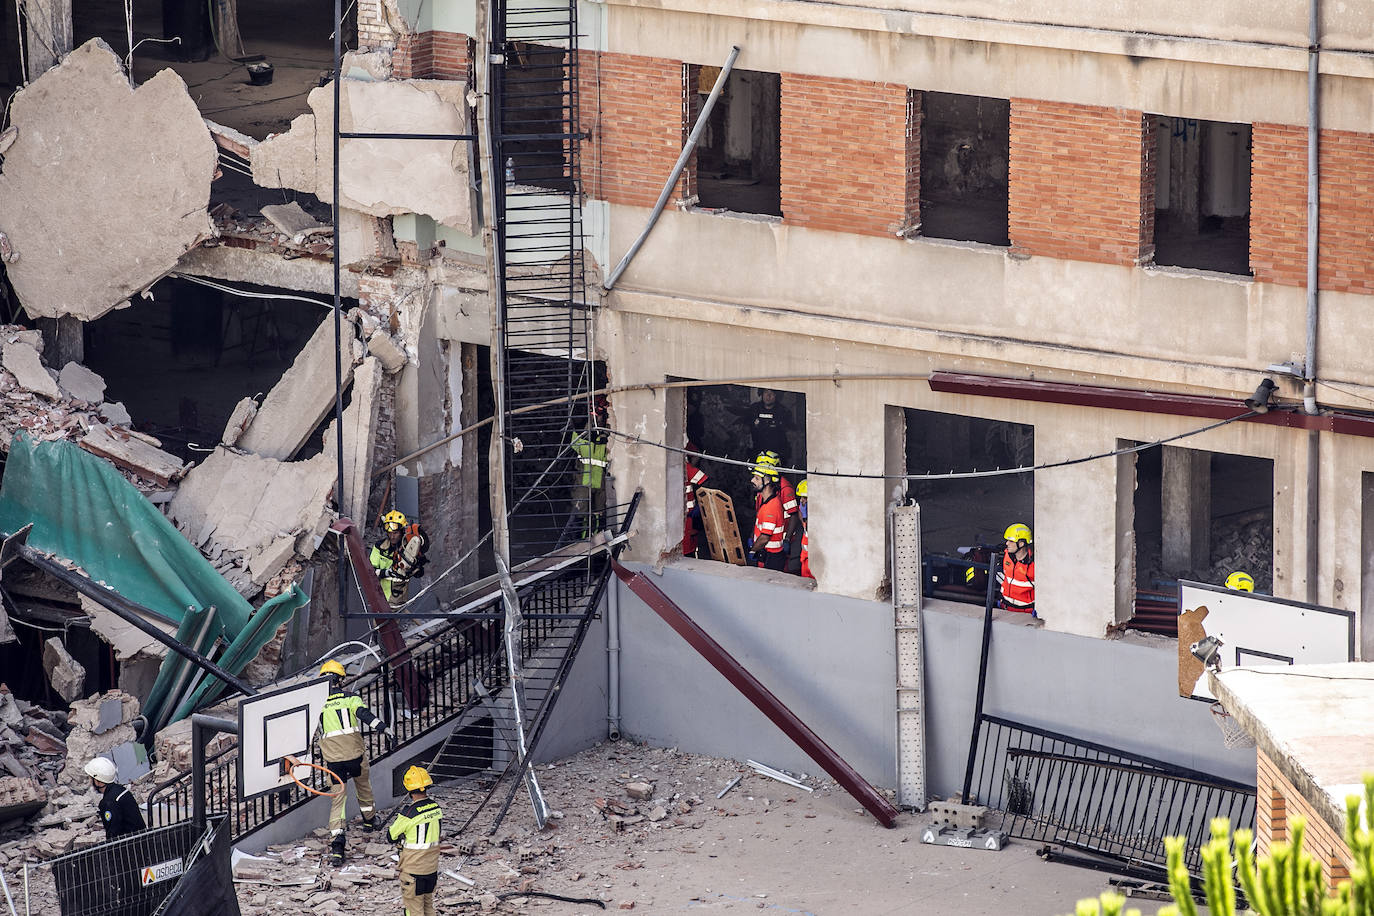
[1161,447,1211,576]
[35,316,82,369]
[612,381,669,564]
[808,389,885,599]
[1114,448,1137,624]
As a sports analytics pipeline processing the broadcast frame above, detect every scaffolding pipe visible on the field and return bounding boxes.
[602,45,741,291]
[1303,0,1322,602]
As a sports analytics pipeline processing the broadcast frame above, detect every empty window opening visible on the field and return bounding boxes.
[503,41,575,192]
[1149,117,1251,275]
[82,276,352,462]
[903,408,1033,604]
[683,384,806,565]
[918,92,1010,246]
[1130,446,1273,608]
[690,67,782,217]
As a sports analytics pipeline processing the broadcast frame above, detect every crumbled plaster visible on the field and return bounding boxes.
[0,39,216,320]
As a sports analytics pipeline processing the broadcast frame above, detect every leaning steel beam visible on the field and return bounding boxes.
[0,525,256,698]
[610,560,900,828]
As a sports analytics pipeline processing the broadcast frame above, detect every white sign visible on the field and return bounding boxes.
[139,858,185,887]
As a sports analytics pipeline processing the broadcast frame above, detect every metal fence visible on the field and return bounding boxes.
[50,820,205,916]
[969,714,1256,876]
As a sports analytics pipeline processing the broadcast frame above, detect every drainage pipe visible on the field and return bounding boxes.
[605,576,622,740]
[1304,0,1322,601]
[603,45,741,291]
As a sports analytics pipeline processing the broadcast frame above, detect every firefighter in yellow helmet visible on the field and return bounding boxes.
[388,766,443,916]
[315,659,390,865]
[999,523,1035,615]
[1225,571,1255,592]
[370,511,428,608]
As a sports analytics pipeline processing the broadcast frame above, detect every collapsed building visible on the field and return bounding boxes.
[0,0,1373,903]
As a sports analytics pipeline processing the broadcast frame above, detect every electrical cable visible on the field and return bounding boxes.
[170,272,339,310]
[1316,379,1374,407]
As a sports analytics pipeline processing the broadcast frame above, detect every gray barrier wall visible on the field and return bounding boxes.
[558,559,1256,800]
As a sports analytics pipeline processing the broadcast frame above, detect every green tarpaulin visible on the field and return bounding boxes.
[0,435,308,724]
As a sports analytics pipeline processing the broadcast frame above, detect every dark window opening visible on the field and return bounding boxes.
[904,408,1033,604]
[82,276,352,462]
[919,92,1010,246]
[690,67,782,217]
[1149,117,1251,275]
[1130,446,1273,607]
[502,41,575,193]
[683,383,806,565]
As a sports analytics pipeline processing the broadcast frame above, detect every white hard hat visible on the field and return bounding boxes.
[83,757,118,784]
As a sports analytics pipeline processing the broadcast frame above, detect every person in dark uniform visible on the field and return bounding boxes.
[735,389,794,463]
[84,756,145,840]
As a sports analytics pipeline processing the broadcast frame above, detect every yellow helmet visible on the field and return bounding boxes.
[1225,571,1255,592]
[319,659,346,678]
[754,451,780,467]
[383,510,407,532]
[403,766,433,792]
[752,463,779,481]
[1004,523,1032,545]
[795,479,808,498]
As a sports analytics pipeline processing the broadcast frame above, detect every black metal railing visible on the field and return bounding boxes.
[969,714,1256,877]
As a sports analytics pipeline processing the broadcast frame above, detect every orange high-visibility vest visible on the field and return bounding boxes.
[1001,550,1035,611]
[800,527,812,579]
[752,495,785,554]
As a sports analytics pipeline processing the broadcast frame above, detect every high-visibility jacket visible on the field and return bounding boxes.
[685,462,708,511]
[799,527,812,579]
[752,495,785,555]
[571,431,608,489]
[318,691,377,761]
[1001,550,1035,612]
[389,796,443,875]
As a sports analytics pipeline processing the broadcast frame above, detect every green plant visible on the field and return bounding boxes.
[1061,775,1374,916]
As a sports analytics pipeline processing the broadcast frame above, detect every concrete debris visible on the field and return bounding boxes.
[58,690,140,787]
[0,777,47,824]
[365,329,407,373]
[0,596,13,645]
[78,423,188,488]
[261,202,328,240]
[326,356,383,526]
[236,314,362,460]
[56,362,105,404]
[252,79,475,231]
[0,39,217,321]
[97,401,131,426]
[204,118,255,160]
[2,340,62,400]
[222,396,258,447]
[0,684,72,791]
[0,126,16,156]
[41,638,85,704]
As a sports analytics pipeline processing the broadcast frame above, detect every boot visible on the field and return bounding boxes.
[328,835,346,866]
[359,814,378,832]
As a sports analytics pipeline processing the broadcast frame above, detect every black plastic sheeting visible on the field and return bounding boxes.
[160,817,240,916]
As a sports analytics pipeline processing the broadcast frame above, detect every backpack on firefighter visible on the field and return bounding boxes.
[402,523,430,577]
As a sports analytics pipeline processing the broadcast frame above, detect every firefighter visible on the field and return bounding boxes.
[755,451,800,566]
[370,511,427,608]
[734,388,794,463]
[747,464,787,571]
[84,756,145,840]
[999,523,1035,615]
[569,396,610,538]
[683,441,709,558]
[796,478,813,579]
[316,660,390,865]
[389,766,443,916]
[1225,571,1255,592]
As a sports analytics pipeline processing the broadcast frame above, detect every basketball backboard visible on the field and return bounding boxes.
[1177,581,1355,701]
[238,677,331,800]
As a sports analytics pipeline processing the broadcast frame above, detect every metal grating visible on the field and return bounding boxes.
[891,504,925,809]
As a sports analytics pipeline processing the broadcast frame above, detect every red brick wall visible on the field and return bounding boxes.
[394,31,472,81]
[1251,123,1374,295]
[779,74,918,237]
[1008,99,1153,266]
[580,52,687,208]
[1257,748,1352,894]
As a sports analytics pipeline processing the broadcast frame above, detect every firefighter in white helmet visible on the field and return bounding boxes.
[84,756,145,840]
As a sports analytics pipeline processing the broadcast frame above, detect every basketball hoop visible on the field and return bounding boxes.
[282,756,346,797]
[1210,702,1255,750]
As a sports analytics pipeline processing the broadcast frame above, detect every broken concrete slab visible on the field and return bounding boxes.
[2,340,62,399]
[222,397,258,447]
[97,401,131,426]
[235,314,362,460]
[261,202,327,239]
[365,329,407,373]
[251,78,474,231]
[42,638,85,703]
[325,356,383,526]
[79,423,187,487]
[248,536,296,587]
[0,777,48,823]
[0,39,217,321]
[57,362,105,404]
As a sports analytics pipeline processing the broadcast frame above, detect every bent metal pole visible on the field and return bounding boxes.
[603,45,741,290]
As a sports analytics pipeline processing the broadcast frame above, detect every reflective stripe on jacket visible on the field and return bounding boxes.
[319,692,366,760]
[800,528,812,579]
[571,432,608,489]
[1001,550,1035,611]
[389,797,443,874]
[752,495,785,552]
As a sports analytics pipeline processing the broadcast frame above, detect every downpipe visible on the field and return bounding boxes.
[606,577,622,741]
[1303,0,1321,602]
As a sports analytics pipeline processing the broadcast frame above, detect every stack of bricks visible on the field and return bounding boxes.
[1251,123,1374,295]
[1008,99,1153,266]
[779,74,919,237]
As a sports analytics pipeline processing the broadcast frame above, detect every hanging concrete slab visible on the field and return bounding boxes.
[0,39,217,321]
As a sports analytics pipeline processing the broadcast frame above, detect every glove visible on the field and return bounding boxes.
[746,550,757,566]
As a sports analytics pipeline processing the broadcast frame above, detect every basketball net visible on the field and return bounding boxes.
[1210,702,1255,750]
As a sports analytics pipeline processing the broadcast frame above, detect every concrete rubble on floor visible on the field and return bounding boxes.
[0,39,217,321]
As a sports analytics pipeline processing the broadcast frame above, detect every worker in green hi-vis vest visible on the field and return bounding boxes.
[566,395,610,540]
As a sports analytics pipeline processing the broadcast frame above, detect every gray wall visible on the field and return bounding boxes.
[598,561,1255,799]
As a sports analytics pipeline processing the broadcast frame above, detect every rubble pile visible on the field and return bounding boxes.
[0,684,70,794]
[1202,516,1274,593]
[0,325,184,494]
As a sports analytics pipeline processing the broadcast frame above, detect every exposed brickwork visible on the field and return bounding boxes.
[1008,99,1153,266]
[355,0,400,50]
[779,74,918,237]
[580,52,688,208]
[1251,123,1374,295]
[395,30,473,81]
[1257,749,1352,894]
